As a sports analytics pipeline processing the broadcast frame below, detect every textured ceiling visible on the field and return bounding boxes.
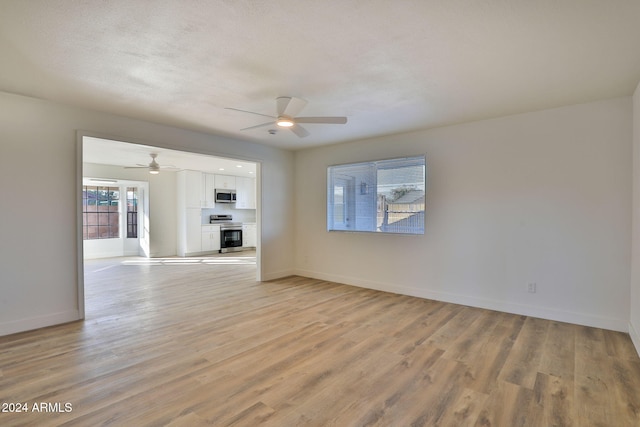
[83,136,258,174]
[1,1,640,150]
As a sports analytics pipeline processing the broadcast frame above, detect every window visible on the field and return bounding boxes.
[126,187,138,238]
[327,156,425,234]
[82,186,120,239]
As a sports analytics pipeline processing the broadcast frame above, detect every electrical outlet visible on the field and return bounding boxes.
[528,283,537,293]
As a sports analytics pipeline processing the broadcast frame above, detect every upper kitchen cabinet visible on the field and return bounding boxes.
[236,177,256,209]
[177,170,202,209]
[202,173,216,208]
[215,175,236,190]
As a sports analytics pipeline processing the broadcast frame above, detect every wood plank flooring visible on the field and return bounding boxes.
[1,253,640,426]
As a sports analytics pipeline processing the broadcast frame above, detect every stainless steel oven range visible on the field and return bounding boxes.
[210,214,243,253]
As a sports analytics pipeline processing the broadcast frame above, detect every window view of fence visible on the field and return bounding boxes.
[327,156,426,234]
[82,186,120,240]
[126,187,138,238]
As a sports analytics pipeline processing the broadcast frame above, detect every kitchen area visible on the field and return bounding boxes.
[176,169,257,257]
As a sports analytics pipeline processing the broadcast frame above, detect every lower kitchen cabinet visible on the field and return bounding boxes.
[202,225,221,252]
[242,223,257,248]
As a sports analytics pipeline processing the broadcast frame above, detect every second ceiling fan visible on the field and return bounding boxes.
[124,153,177,174]
[226,96,347,138]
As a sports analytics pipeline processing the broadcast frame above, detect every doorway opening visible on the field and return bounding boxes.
[78,135,261,319]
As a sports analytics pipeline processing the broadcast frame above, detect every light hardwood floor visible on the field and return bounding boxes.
[1,253,640,426]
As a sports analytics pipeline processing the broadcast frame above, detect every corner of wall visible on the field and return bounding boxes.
[631,80,640,357]
[630,322,640,357]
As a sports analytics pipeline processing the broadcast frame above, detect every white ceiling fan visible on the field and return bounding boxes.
[124,153,177,174]
[226,96,347,138]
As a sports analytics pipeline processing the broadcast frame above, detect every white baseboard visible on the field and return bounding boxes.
[0,310,81,337]
[629,322,640,358]
[83,251,125,259]
[294,269,628,332]
[261,269,295,281]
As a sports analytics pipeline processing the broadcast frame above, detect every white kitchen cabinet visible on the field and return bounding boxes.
[215,174,236,190]
[242,223,257,248]
[235,177,256,209]
[201,225,221,252]
[185,209,202,254]
[177,170,203,209]
[177,170,204,256]
[201,173,216,208]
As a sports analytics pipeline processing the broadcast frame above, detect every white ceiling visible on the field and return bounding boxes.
[83,136,257,175]
[1,1,640,150]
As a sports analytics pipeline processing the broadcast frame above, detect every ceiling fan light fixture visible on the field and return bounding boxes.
[149,158,160,174]
[276,117,294,127]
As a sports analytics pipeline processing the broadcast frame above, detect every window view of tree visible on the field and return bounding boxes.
[327,156,425,234]
[82,186,120,239]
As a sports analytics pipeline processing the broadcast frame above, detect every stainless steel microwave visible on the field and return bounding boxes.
[215,189,236,203]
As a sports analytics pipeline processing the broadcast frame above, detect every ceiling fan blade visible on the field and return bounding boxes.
[240,122,274,131]
[277,96,307,117]
[225,107,276,119]
[290,124,310,138]
[295,116,347,124]
[124,166,149,169]
[276,97,290,116]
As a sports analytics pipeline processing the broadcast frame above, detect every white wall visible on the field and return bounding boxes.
[295,97,632,331]
[0,91,294,336]
[630,82,640,351]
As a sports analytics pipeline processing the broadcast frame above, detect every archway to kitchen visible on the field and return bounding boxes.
[79,134,260,318]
